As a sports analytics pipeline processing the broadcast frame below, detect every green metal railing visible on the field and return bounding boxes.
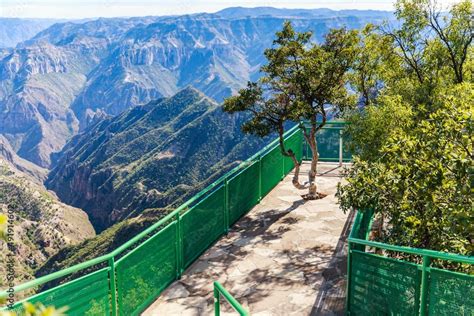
[1,124,304,315]
[346,210,474,316]
[301,121,351,164]
[214,281,250,316]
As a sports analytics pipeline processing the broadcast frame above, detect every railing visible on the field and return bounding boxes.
[346,210,474,315]
[213,281,250,316]
[1,124,305,315]
[301,121,351,165]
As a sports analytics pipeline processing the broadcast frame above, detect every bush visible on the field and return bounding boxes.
[338,85,473,259]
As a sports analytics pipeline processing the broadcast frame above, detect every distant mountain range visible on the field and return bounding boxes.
[216,7,393,19]
[0,18,65,48]
[0,8,393,168]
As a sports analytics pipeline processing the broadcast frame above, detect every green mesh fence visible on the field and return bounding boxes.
[349,250,421,315]
[348,211,474,316]
[261,146,283,197]
[8,268,110,316]
[316,128,341,161]
[428,268,474,315]
[302,123,352,162]
[349,209,374,252]
[228,161,260,225]
[182,185,226,268]
[115,222,177,316]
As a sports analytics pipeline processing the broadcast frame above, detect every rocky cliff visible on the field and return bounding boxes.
[47,87,267,231]
[0,161,95,287]
[0,135,47,183]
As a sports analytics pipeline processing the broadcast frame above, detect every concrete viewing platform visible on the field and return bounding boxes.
[143,162,353,316]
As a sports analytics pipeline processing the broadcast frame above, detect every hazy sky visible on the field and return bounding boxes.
[0,0,461,19]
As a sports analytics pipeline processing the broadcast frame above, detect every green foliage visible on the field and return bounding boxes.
[0,302,67,316]
[224,21,358,129]
[338,0,473,261]
[393,0,473,84]
[339,85,473,258]
[347,24,394,106]
[344,95,413,161]
[224,21,358,194]
[0,214,6,241]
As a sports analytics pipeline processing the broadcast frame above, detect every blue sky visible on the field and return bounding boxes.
[0,0,460,19]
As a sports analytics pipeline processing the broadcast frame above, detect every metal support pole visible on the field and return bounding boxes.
[419,255,431,315]
[258,156,262,201]
[108,257,118,316]
[175,213,183,277]
[214,284,221,316]
[339,129,343,167]
[345,242,352,315]
[224,177,229,234]
[299,130,303,163]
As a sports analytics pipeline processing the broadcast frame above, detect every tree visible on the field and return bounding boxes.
[223,81,305,190]
[338,0,473,263]
[343,95,414,161]
[224,22,358,198]
[348,24,393,106]
[337,84,473,260]
[346,0,473,159]
[391,0,473,84]
[379,0,473,107]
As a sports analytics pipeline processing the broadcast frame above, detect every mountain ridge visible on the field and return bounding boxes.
[0,18,66,48]
[47,87,268,231]
[0,9,393,168]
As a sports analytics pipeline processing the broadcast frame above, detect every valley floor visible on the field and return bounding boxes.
[143,162,353,316]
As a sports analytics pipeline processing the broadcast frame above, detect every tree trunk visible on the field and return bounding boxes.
[288,150,304,189]
[278,125,304,190]
[304,122,319,199]
[307,134,319,198]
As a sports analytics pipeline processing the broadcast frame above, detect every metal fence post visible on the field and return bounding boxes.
[214,284,221,316]
[258,156,262,201]
[108,257,118,316]
[339,129,343,167]
[300,129,304,163]
[419,255,431,315]
[175,213,183,277]
[224,177,230,234]
[345,242,352,315]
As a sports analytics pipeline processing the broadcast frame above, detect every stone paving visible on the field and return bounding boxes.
[143,162,354,316]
